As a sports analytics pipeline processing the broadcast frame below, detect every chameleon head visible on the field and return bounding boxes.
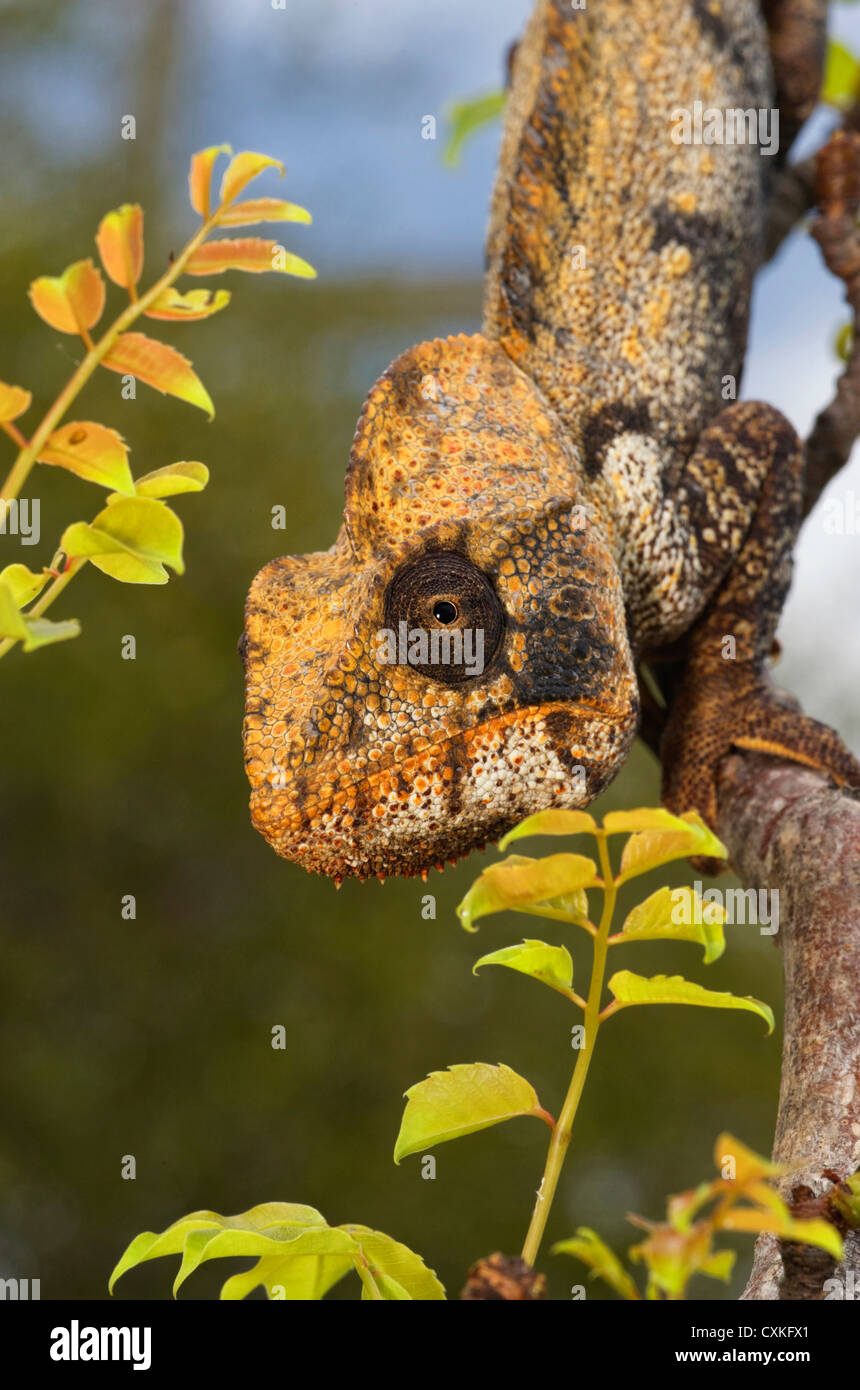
[242,333,639,879]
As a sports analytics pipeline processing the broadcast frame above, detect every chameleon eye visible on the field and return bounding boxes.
[384,550,504,684]
[433,600,458,624]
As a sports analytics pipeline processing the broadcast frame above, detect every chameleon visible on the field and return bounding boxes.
[242,0,860,882]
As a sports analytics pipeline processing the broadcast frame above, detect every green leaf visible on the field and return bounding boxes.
[836,322,853,364]
[366,1272,411,1299]
[457,852,597,932]
[110,1202,443,1301]
[700,1249,736,1283]
[61,497,184,584]
[0,581,77,651]
[110,1202,337,1297]
[0,563,49,607]
[473,939,574,996]
[603,807,694,835]
[444,89,506,166]
[619,812,727,881]
[0,580,30,641]
[832,1173,860,1228]
[19,617,81,651]
[552,1228,639,1301]
[222,1249,354,1301]
[713,1132,783,1185]
[107,460,210,502]
[394,1062,548,1163]
[134,460,208,498]
[718,1186,844,1260]
[498,809,597,849]
[630,1221,727,1299]
[174,1223,355,1298]
[617,885,726,963]
[607,971,774,1033]
[822,38,860,109]
[344,1227,445,1300]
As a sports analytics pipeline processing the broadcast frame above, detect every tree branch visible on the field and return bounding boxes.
[714,752,860,1300]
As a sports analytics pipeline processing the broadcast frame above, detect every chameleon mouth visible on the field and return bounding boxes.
[247,698,637,881]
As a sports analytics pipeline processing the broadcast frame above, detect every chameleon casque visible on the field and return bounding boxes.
[243,0,860,881]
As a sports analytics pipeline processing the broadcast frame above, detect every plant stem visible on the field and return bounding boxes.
[0,206,222,503]
[520,831,617,1267]
[0,421,29,451]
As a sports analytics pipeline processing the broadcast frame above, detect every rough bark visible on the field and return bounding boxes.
[715,753,860,1300]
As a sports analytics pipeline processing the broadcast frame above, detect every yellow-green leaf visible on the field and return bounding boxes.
[604,808,694,835]
[498,809,598,849]
[343,1227,445,1301]
[444,89,506,166]
[220,1249,353,1301]
[18,616,81,651]
[394,1062,547,1163]
[617,885,726,963]
[0,382,31,422]
[29,259,105,335]
[102,332,214,416]
[95,203,144,288]
[189,144,232,218]
[0,581,29,641]
[144,287,231,322]
[37,421,135,494]
[109,1202,327,1294]
[619,811,727,881]
[630,1223,717,1299]
[0,582,80,650]
[713,1132,783,1185]
[607,971,774,1032]
[126,461,209,500]
[219,151,285,207]
[473,939,574,995]
[0,564,48,606]
[61,497,184,585]
[217,197,312,227]
[822,39,860,109]
[832,1173,860,1228]
[174,1223,353,1299]
[718,1205,843,1260]
[184,237,316,278]
[457,852,597,932]
[552,1228,639,1301]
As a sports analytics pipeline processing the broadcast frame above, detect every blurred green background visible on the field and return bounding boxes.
[2,0,857,1302]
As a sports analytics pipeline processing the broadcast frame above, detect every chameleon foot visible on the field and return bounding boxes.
[660,665,860,867]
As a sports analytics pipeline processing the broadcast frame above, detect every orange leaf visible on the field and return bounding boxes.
[144,287,231,321]
[102,333,214,417]
[37,421,135,494]
[96,204,144,288]
[217,197,312,227]
[189,144,231,218]
[29,259,106,335]
[0,382,32,423]
[184,238,316,278]
[218,151,284,207]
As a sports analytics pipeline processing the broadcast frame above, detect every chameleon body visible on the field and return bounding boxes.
[243,0,859,880]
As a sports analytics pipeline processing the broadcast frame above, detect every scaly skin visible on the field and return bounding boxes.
[243,0,859,880]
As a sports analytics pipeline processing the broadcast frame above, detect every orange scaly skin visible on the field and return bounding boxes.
[243,0,859,880]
